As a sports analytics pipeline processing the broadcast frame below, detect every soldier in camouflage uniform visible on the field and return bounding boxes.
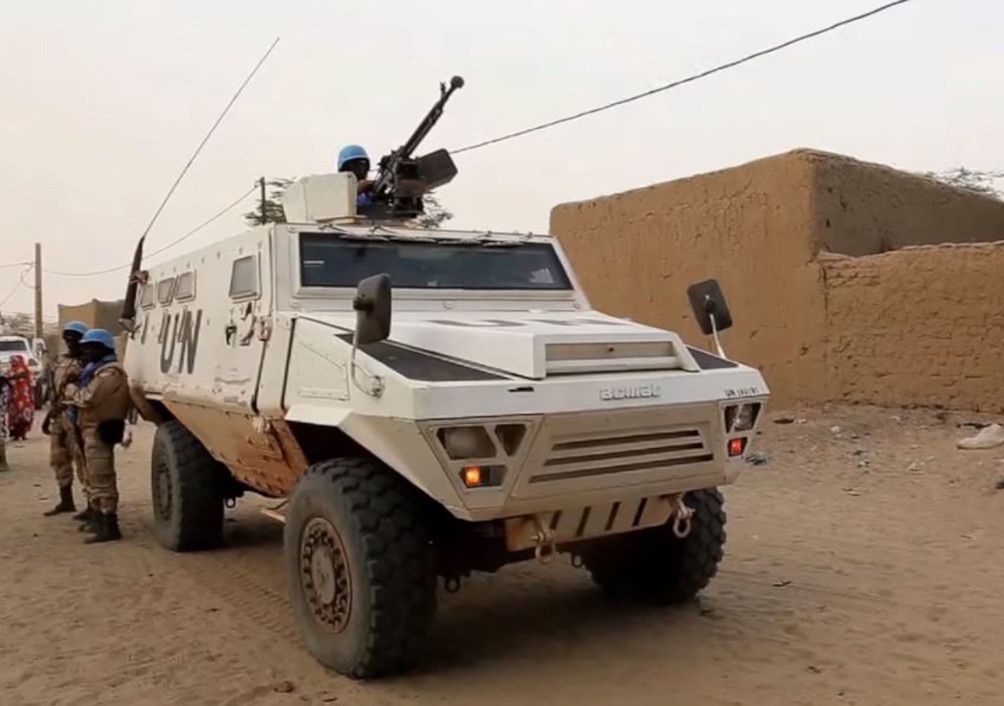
[65,328,131,543]
[41,321,89,516]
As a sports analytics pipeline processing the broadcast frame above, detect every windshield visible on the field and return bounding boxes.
[299,234,572,290]
[0,340,29,353]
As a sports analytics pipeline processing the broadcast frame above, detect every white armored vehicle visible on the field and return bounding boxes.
[121,77,768,678]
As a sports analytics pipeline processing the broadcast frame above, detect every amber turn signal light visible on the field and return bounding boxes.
[462,466,484,488]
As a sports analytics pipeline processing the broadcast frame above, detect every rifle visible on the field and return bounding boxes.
[365,75,464,218]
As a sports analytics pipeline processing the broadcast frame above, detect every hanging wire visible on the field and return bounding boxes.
[451,0,915,155]
[0,264,33,308]
[45,184,258,277]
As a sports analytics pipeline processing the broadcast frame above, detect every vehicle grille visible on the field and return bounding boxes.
[529,427,712,484]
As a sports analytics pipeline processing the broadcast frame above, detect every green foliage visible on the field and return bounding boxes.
[243,178,293,226]
[242,177,453,227]
[415,193,453,228]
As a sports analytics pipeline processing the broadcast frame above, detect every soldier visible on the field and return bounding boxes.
[337,144,375,205]
[40,321,89,516]
[65,328,131,544]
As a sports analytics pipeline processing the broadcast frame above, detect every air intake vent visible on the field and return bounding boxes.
[545,340,684,375]
[530,428,712,484]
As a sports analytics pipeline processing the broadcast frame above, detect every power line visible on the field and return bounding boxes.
[0,264,33,309]
[450,0,916,155]
[45,184,258,278]
[146,184,259,260]
[0,261,32,270]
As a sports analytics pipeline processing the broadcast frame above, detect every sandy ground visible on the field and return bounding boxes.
[1,405,1003,706]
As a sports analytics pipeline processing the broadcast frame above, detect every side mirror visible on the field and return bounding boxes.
[353,274,392,345]
[687,279,733,335]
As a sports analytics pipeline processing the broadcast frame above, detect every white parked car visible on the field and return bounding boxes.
[0,335,42,378]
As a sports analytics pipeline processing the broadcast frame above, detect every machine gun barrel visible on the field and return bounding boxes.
[371,75,464,199]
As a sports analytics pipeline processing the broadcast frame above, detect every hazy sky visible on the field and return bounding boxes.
[1,0,1000,318]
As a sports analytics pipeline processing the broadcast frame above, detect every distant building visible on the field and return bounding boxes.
[55,299,126,357]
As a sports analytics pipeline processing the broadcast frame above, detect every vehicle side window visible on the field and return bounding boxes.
[157,277,177,305]
[176,271,196,302]
[140,282,156,309]
[229,255,260,300]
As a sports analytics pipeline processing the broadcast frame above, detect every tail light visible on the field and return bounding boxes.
[728,437,747,457]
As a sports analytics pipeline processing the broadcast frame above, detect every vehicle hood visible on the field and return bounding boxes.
[302,310,700,379]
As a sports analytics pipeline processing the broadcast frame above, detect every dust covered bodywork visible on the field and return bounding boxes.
[125,222,768,542]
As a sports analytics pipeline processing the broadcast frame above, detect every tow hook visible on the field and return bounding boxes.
[669,494,695,539]
[530,515,558,564]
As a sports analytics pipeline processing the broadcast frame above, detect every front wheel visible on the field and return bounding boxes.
[581,488,726,603]
[284,457,437,679]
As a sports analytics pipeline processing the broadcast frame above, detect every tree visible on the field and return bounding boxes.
[0,311,34,337]
[415,193,453,228]
[921,167,1003,199]
[242,177,452,227]
[243,178,293,227]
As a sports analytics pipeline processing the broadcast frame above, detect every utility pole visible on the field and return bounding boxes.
[33,242,42,339]
[259,176,267,225]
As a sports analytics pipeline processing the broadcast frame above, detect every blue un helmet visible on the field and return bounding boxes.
[80,328,117,351]
[337,144,369,171]
[63,320,89,337]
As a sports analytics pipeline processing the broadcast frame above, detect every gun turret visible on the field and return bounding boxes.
[363,75,464,219]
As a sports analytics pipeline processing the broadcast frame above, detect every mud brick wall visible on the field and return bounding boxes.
[57,299,127,357]
[550,151,829,405]
[807,152,1004,256]
[551,149,1004,411]
[822,243,1004,413]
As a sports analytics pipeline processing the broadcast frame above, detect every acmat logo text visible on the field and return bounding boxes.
[599,384,662,402]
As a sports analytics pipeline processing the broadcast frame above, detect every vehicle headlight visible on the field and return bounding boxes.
[437,426,496,460]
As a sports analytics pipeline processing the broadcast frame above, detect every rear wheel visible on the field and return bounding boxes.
[582,488,726,603]
[284,457,436,679]
[151,421,225,551]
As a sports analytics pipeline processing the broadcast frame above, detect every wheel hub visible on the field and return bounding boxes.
[300,517,351,633]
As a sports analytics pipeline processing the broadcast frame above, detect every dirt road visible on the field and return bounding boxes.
[1,405,1002,705]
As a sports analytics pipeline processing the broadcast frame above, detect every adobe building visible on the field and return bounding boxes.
[54,299,127,358]
[551,149,1004,412]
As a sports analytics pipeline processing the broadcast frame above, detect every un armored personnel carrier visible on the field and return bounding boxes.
[121,77,769,678]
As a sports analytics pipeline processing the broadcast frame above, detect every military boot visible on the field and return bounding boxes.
[79,515,99,533]
[43,486,76,516]
[85,513,122,544]
[72,505,95,522]
[78,503,100,533]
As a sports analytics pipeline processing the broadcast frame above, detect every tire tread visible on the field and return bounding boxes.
[152,421,225,551]
[288,457,435,679]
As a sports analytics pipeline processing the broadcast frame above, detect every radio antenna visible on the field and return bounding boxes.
[120,36,280,330]
[137,36,280,246]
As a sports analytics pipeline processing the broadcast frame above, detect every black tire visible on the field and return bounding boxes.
[582,488,726,604]
[284,457,437,679]
[151,420,225,551]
